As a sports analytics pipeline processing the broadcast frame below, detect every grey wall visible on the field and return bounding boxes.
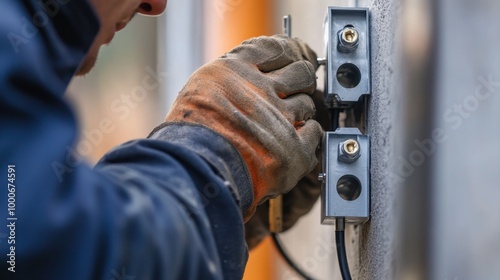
[430,0,500,276]
[361,0,399,279]
[396,0,500,279]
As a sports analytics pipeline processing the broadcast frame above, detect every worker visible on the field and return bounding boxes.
[0,0,328,279]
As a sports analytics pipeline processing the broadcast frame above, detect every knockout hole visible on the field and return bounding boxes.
[336,175,361,201]
[336,63,361,88]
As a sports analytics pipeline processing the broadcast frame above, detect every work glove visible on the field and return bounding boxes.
[245,90,331,249]
[165,35,323,221]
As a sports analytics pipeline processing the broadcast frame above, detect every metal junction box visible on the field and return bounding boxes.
[325,7,370,107]
[321,128,370,225]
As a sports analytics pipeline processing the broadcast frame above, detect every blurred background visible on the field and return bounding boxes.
[66,0,500,279]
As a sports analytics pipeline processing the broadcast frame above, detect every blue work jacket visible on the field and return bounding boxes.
[0,0,253,279]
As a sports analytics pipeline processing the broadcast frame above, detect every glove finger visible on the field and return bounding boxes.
[224,36,317,72]
[257,35,319,72]
[224,36,292,70]
[281,94,316,126]
[268,60,317,98]
[296,120,324,172]
[281,164,322,230]
[285,36,319,71]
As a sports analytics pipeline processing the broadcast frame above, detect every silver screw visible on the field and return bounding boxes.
[318,173,326,182]
[340,139,361,161]
[338,138,361,163]
[340,27,359,46]
[343,139,359,155]
[338,26,359,52]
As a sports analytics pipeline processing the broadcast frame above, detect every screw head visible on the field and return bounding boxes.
[317,57,327,66]
[341,27,359,46]
[338,26,360,53]
[338,138,361,163]
[343,139,359,156]
[318,173,326,182]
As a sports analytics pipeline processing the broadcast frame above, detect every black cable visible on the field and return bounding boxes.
[330,107,340,131]
[271,233,316,280]
[335,218,352,280]
[271,224,353,280]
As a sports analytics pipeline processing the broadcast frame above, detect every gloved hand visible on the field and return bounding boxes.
[165,35,323,221]
[245,90,331,249]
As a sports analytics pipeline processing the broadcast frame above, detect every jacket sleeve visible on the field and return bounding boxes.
[0,1,252,279]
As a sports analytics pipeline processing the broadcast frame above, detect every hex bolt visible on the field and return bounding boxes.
[342,28,358,44]
[342,139,360,158]
[338,138,361,163]
[338,26,359,52]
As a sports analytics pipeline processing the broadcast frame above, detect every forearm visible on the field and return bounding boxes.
[1,136,248,279]
[93,138,249,280]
